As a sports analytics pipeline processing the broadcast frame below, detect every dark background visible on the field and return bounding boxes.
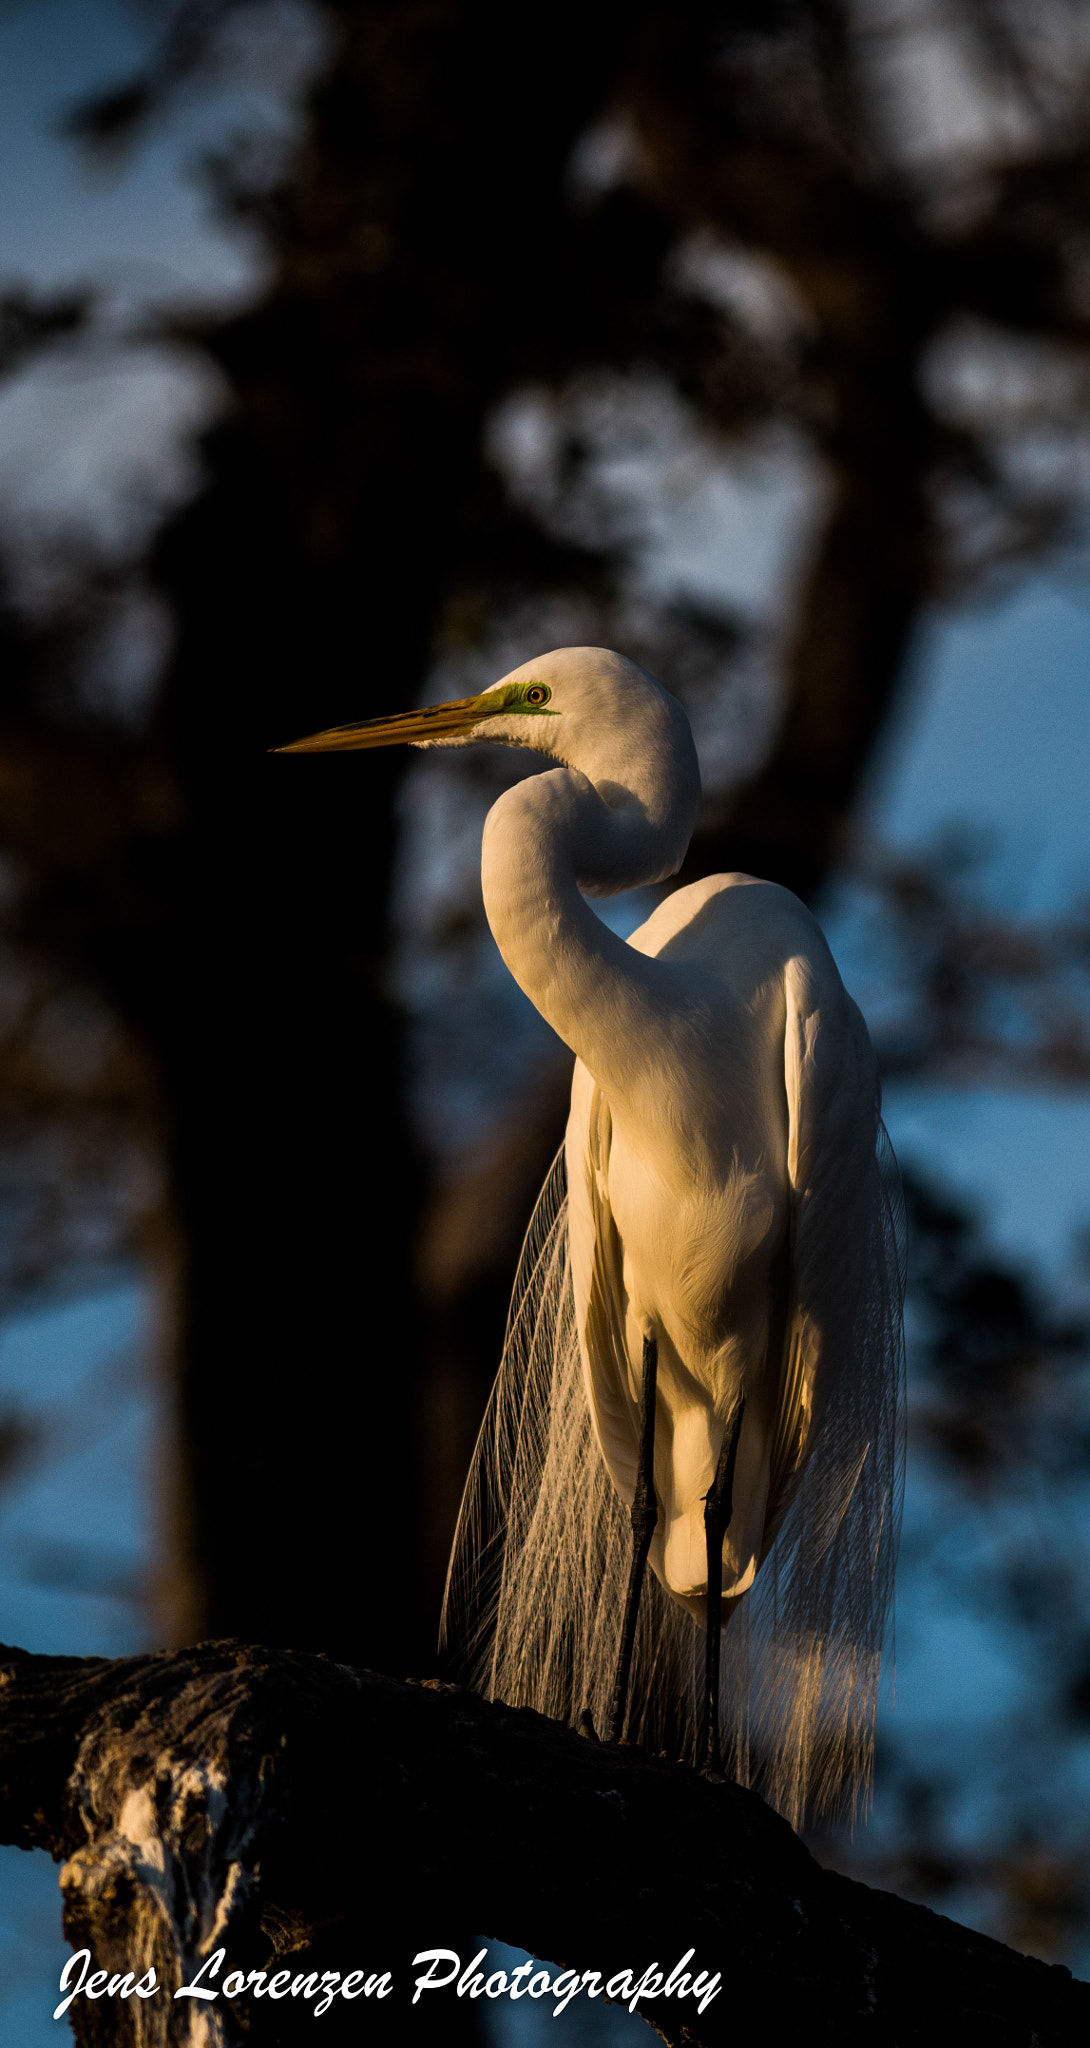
[1,0,1090,2029]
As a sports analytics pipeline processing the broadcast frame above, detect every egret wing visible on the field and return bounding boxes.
[565,1056,640,1502]
[742,952,906,1821]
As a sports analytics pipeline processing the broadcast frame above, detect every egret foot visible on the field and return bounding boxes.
[700,1397,746,1776]
[607,1333,659,1744]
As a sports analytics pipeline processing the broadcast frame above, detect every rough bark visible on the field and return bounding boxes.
[0,1639,1084,2048]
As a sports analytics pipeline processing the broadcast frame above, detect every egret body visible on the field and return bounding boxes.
[279,647,905,1824]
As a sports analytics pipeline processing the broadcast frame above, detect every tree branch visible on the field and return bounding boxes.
[0,1639,1084,2046]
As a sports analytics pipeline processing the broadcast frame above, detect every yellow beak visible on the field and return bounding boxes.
[273,693,493,753]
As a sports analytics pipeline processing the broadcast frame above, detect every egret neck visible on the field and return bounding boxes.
[480,719,699,1096]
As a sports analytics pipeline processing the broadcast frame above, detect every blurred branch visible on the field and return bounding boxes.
[903,1164,1089,1479]
[840,847,1090,1086]
[0,290,92,378]
[59,0,278,156]
[0,597,174,1291]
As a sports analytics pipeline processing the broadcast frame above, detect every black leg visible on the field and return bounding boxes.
[607,1333,659,1744]
[701,1397,746,1775]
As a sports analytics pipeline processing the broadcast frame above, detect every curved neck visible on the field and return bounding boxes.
[481,752,697,1089]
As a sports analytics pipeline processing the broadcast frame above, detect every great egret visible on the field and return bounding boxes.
[279,646,905,1825]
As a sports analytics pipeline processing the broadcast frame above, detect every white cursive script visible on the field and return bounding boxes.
[410,1946,721,2017]
[55,1942,720,2021]
[54,1947,393,2021]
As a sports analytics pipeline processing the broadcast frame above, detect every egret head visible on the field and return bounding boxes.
[275,645,696,788]
[277,646,701,888]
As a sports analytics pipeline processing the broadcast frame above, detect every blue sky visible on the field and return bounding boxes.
[872,579,1090,911]
[0,0,285,312]
[854,580,1090,1278]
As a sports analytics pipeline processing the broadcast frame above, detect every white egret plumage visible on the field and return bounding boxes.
[279,646,905,1826]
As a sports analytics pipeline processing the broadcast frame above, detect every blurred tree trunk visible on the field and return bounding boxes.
[136,0,637,1667]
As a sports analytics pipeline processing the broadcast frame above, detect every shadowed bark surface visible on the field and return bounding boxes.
[0,1638,1085,2046]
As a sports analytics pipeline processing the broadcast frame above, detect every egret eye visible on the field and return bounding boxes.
[524,684,550,706]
